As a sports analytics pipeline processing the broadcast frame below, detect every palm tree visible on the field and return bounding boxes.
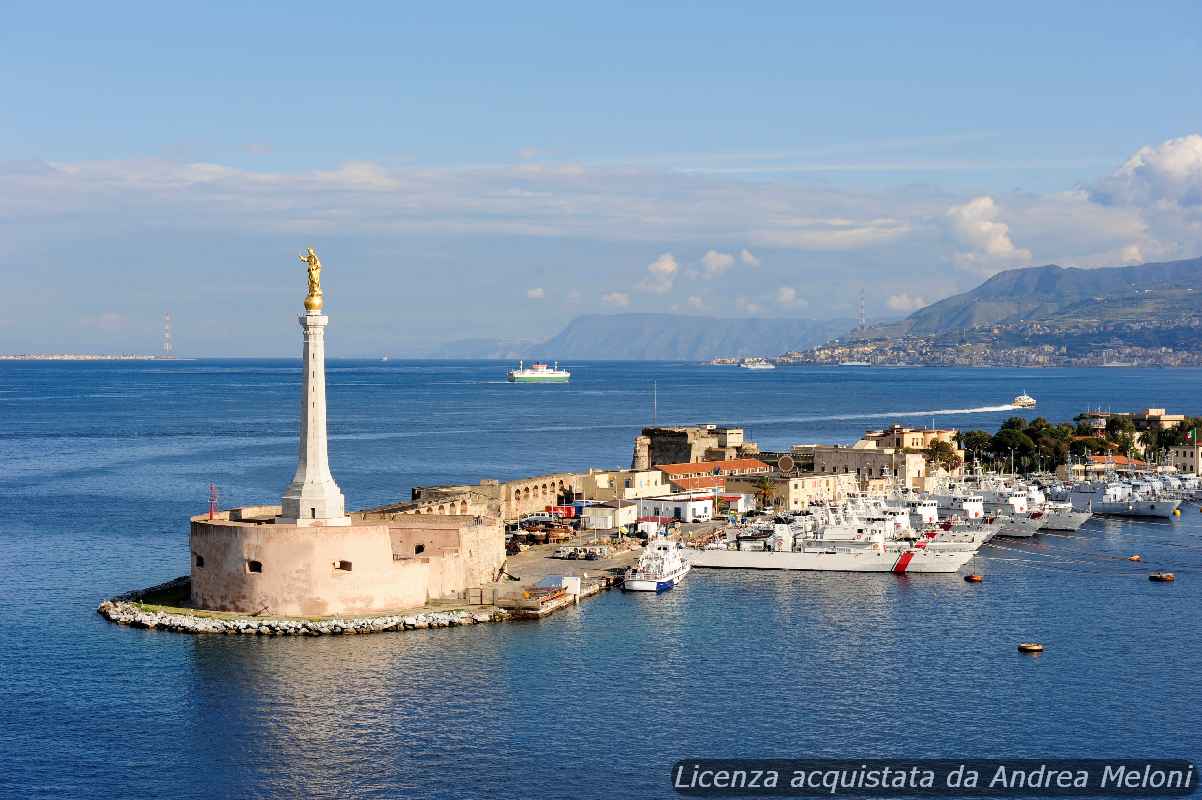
[753,477,778,509]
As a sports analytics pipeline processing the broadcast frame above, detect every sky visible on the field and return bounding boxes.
[2,1,1201,355]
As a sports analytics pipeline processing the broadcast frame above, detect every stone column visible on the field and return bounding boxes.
[277,311,350,526]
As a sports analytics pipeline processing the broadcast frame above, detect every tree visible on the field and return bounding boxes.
[753,477,779,510]
[1002,416,1028,431]
[925,440,963,473]
[992,428,1036,471]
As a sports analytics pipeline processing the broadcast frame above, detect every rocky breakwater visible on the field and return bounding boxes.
[97,576,507,636]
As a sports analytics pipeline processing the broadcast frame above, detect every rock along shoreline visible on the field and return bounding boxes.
[97,576,510,636]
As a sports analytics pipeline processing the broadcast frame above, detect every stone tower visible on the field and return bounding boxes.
[277,308,350,527]
[631,435,651,471]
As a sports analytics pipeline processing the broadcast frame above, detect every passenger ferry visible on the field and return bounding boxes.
[739,357,775,370]
[1012,391,1036,408]
[507,360,571,383]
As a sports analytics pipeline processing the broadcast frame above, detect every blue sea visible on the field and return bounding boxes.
[1,360,1199,799]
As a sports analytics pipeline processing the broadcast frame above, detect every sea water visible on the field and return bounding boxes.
[1,361,1199,799]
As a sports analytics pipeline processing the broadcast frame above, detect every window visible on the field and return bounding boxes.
[194,553,205,568]
[247,560,263,574]
[310,507,316,519]
[335,560,352,571]
[415,544,425,555]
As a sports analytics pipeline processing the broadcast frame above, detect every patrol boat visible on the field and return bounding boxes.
[623,535,691,591]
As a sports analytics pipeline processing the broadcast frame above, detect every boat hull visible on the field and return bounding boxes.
[1072,499,1180,519]
[1042,509,1092,531]
[622,563,690,592]
[508,375,570,383]
[687,548,973,573]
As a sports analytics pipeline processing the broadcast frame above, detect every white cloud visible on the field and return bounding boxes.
[735,296,762,315]
[602,291,630,307]
[637,252,679,294]
[739,249,760,267]
[1093,133,1202,208]
[774,287,805,306]
[945,196,1032,273]
[700,249,736,276]
[526,287,545,300]
[686,295,706,311]
[752,217,912,250]
[79,311,127,332]
[886,292,928,312]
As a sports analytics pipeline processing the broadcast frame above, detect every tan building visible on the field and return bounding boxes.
[796,442,935,491]
[579,468,671,501]
[1169,443,1202,476]
[862,424,960,452]
[726,473,859,511]
[410,472,579,521]
[657,458,771,480]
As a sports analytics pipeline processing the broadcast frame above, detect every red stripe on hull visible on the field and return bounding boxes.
[892,550,916,573]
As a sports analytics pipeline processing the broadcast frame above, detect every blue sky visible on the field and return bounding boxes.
[2,2,1201,355]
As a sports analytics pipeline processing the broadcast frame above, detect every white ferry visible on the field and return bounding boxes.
[739,357,775,370]
[623,536,691,591]
[507,360,571,383]
[1012,391,1036,408]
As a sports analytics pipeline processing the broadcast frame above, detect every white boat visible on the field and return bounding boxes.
[739,357,775,370]
[1041,500,1092,531]
[690,523,975,573]
[1069,481,1181,519]
[623,536,691,592]
[1012,391,1036,408]
[507,360,571,383]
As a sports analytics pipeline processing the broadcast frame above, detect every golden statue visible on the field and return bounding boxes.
[299,247,323,311]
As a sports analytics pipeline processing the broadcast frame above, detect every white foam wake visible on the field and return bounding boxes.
[744,404,1020,425]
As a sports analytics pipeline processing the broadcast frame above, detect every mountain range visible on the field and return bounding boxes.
[427,313,854,360]
[855,256,1202,340]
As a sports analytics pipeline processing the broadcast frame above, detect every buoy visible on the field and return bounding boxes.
[1128,554,1142,562]
[1174,508,1181,517]
[964,574,984,583]
[1149,572,1176,583]
[1017,642,1044,654]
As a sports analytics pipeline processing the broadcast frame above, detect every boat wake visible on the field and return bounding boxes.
[745,404,1020,425]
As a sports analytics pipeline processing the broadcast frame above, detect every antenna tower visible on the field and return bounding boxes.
[163,312,173,357]
[857,289,866,330]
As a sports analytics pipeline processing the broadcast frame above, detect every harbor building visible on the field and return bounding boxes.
[631,424,761,469]
[408,472,579,521]
[656,458,771,493]
[1170,443,1202,476]
[581,500,640,530]
[726,473,859,510]
[579,468,671,501]
[188,251,505,617]
[861,424,961,453]
[637,492,715,524]
[1080,407,1186,431]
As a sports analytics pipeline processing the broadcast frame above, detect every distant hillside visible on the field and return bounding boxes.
[431,313,854,360]
[529,313,854,360]
[856,256,1202,339]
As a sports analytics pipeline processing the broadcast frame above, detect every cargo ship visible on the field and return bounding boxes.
[507,360,571,383]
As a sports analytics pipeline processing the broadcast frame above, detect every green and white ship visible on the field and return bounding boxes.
[507,360,571,383]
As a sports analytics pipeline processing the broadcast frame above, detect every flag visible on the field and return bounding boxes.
[1188,428,1197,442]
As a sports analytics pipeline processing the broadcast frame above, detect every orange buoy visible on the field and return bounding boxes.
[1017,642,1044,654]
[1149,572,1176,583]
[1128,555,1143,562]
[964,574,984,583]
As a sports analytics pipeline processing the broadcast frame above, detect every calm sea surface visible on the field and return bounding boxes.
[1,360,1200,799]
